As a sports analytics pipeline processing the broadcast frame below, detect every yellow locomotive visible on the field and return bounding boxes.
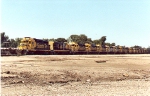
[17,37,148,55]
[17,37,50,54]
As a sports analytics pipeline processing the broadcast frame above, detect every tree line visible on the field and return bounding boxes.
[1,32,150,53]
[1,32,107,47]
[1,32,22,48]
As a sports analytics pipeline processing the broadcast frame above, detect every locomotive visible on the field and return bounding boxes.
[17,37,148,55]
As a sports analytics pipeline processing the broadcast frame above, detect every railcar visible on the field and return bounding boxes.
[87,43,98,54]
[18,37,51,55]
[124,47,129,54]
[17,37,148,55]
[49,41,71,54]
[69,43,87,54]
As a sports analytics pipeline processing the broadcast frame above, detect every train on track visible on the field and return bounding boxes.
[15,37,148,55]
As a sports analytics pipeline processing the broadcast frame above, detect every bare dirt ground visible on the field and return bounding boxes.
[1,54,150,96]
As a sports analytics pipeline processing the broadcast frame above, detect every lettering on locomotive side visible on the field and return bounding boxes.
[36,43,47,49]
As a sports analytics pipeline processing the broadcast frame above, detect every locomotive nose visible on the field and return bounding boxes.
[18,43,28,50]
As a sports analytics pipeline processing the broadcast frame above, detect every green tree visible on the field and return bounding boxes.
[69,34,94,45]
[111,43,116,46]
[70,34,80,43]
[43,38,49,41]
[78,34,88,45]
[49,38,55,41]
[8,38,22,47]
[99,36,106,46]
[105,42,110,46]
[10,39,17,47]
[93,40,100,44]
[133,45,141,48]
[1,32,9,43]
[86,38,93,44]
[79,34,87,42]
[117,45,120,48]
[15,38,22,47]
[55,38,67,42]
[1,32,9,47]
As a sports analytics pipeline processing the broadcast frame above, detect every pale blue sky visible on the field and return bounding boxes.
[1,0,150,47]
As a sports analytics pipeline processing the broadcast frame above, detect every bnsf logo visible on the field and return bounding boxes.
[36,43,47,49]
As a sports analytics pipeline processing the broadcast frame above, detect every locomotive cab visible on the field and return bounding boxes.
[18,37,36,51]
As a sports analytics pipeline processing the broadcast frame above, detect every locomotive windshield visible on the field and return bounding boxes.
[19,40,30,47]
[21,41,28,43]
[20,40,32,44]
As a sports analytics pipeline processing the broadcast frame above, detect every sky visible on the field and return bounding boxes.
[1,0,150,47]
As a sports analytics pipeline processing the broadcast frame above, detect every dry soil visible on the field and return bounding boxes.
[1,54,150,96]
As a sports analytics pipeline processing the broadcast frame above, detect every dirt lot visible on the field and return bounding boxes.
[1,54,150,96]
